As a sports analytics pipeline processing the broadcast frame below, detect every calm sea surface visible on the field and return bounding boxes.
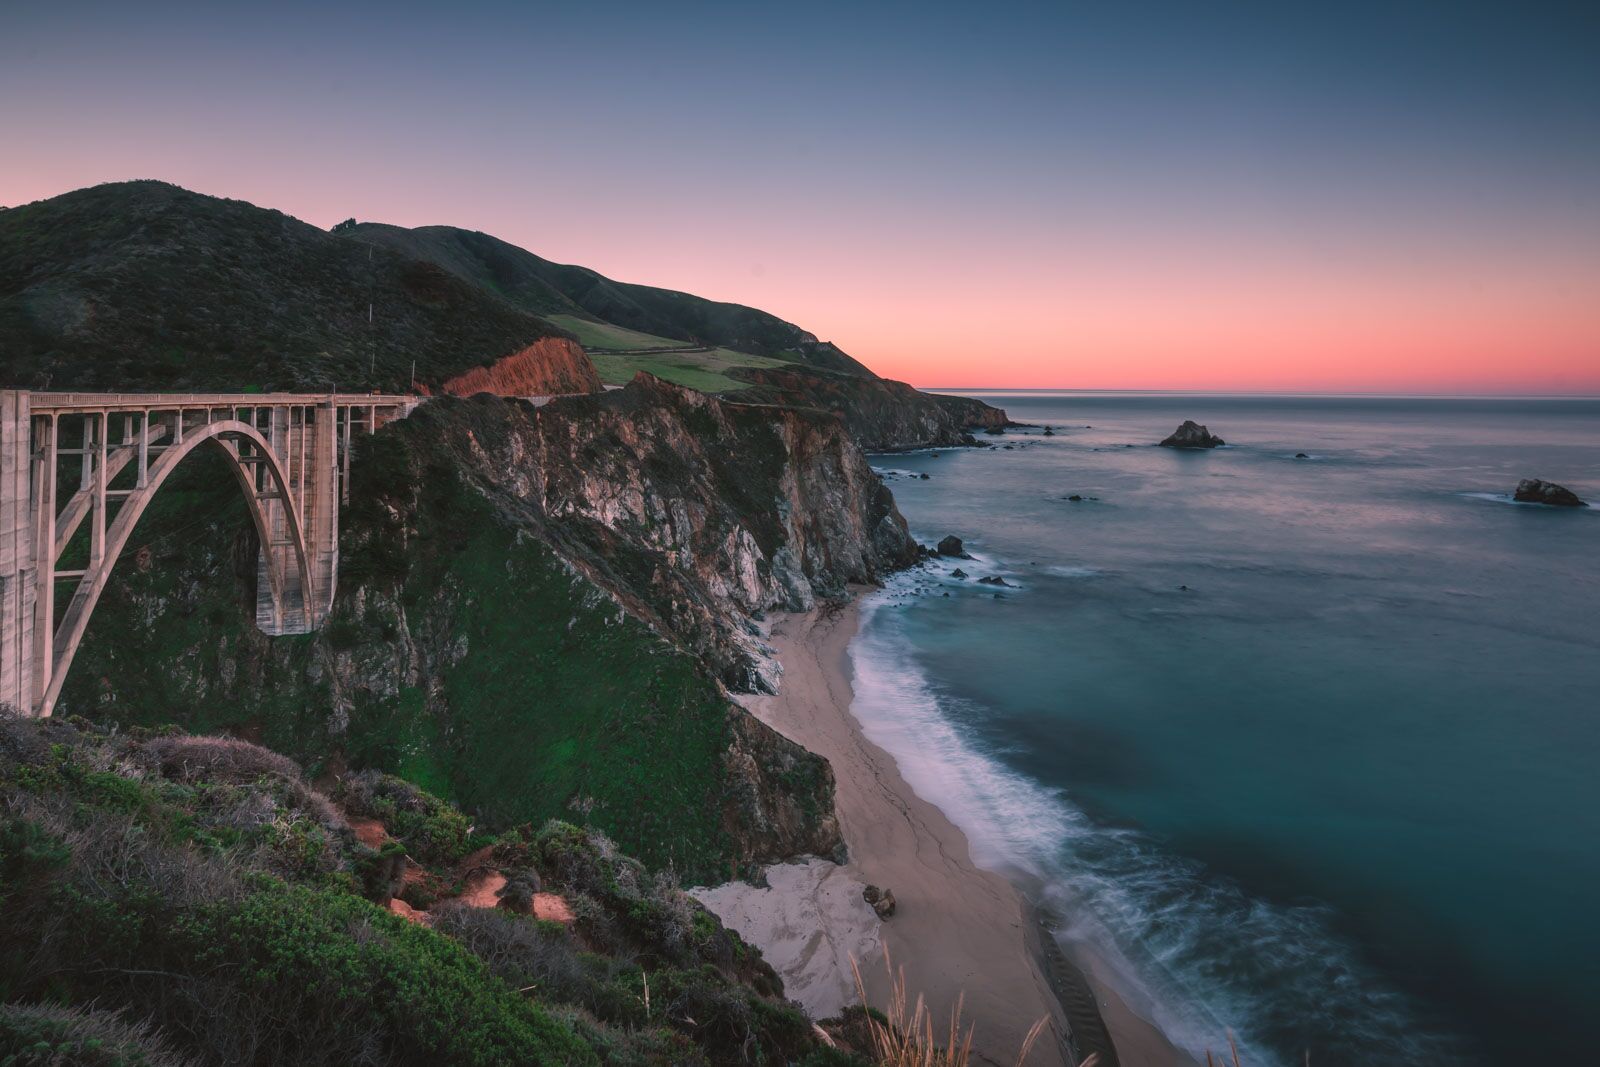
[851,393,1598,1066]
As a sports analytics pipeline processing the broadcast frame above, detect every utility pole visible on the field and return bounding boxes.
[367,245,376,386]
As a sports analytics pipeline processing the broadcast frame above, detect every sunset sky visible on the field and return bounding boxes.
[4,1,1598,392]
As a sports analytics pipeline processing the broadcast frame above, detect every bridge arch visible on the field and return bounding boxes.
[40,419,315,717]
[0,390,420,719]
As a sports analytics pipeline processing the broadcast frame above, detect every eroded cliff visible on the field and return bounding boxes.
[424,376,917,689]
[435,336,601,396]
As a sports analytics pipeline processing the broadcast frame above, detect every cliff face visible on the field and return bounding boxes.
[730,365,1010,451]
[402,376,917,689]
[436,336,601,396]
[58,377,920,877]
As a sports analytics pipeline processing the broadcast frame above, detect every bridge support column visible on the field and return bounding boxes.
[0,392,36,715]
[255,406,307,635]
[304,400,340,626]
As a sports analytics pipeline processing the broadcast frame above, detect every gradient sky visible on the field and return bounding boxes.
[4,1,1598,392]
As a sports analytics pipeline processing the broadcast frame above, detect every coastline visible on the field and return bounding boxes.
[699,594,1198,1066]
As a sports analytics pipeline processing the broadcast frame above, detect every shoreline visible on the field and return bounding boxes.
[699,595,1197,1066]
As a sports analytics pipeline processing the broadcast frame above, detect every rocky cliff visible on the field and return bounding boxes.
[729,364,1010,450]
[428,376,918,689]
[59,377,919,878]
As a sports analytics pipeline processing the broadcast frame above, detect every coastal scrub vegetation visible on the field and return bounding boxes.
[0,716,873,1066]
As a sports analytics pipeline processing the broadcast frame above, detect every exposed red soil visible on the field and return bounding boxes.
[346,816,392,850]
[437,337,600,397]
[459,867,507,909]
[343,820,576,925]
[533,893,575,924]
[388,897,431,926]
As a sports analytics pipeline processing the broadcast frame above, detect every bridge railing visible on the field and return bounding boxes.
[30,392,419,412]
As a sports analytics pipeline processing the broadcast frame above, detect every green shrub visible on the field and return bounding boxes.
[337,770,472,866]
[0,1002,194,1067]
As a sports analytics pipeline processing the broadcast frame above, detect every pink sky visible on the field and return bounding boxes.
[4,157,1596,394]
[4,6,1598,395]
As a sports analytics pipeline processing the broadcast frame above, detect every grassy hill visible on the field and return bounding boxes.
[346,222,876,377]
[0,181,595,393]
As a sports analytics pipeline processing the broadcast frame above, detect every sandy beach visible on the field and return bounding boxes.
[695,598,1199,1067]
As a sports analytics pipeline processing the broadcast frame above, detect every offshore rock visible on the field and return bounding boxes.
[1513,479,1586,507]
[1160,420,1225,448]
[936,535,968,558]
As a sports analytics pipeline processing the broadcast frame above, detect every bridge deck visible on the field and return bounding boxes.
[30,392,419,412]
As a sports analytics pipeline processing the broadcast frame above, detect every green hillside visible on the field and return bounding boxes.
[347,222,876,376]
[0,181,590,393]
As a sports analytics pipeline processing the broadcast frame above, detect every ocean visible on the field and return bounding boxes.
[852,393,1599,1066]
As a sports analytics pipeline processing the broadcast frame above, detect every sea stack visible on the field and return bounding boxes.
[1513,479,1586,507]
[937,535,971,558]
[1160,420,1225,448]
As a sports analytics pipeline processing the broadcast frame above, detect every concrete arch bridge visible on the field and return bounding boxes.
[0,390,420,718]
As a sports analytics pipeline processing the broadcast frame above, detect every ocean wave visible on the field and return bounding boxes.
[850,586,1466,1067]
[1046,564,1101,578]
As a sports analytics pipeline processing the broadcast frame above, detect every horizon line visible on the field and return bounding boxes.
[918,387,1600,401]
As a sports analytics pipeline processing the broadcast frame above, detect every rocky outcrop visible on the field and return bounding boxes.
[1513,479,1586,507]
[724,707,844,865]
[862,884,897,918]
[729,365,1010,450]
[436,337,601,396]
[1160,420,1225,448]
[416,375,917,689]
[936,535,968,558]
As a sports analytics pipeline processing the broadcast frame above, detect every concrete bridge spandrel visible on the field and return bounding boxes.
[0,391,421,718]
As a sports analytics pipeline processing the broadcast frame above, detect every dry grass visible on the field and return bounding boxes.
[849,946,1053,1067]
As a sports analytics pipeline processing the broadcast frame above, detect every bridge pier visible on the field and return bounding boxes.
[0,390,419,716]
[0,392,36,715]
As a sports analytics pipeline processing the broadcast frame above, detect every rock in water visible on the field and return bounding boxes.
[1043,426,1056,436]
[1160,420,1225,448]
[1295,453,1309,459]
[1513,479,1586,507]
[937,535,969,557]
